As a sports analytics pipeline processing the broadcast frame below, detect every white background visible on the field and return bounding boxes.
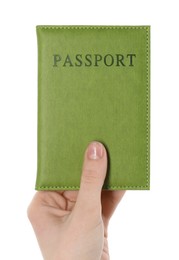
[0,0,179,259]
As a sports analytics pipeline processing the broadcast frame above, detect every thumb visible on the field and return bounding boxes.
[76,141,107,209]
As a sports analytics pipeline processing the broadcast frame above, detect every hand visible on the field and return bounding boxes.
[28,142,125,260]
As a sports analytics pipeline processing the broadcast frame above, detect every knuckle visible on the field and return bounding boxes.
[27,203,37,223]
[82,168,101,184]
[27,201,44,231]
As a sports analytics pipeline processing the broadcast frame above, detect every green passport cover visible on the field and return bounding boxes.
[35,25,150,190]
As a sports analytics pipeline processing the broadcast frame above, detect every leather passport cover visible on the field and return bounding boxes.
[35,25,150,190]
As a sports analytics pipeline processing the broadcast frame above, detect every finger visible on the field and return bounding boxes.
[62,191,79,202]
[76,141,107,210]
[102,190,126,222]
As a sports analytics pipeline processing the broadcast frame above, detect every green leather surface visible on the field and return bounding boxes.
[35,26,150,190]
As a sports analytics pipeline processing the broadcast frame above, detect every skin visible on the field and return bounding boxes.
[28,142,125,260]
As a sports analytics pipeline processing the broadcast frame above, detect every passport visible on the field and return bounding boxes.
[35,25,150,190]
